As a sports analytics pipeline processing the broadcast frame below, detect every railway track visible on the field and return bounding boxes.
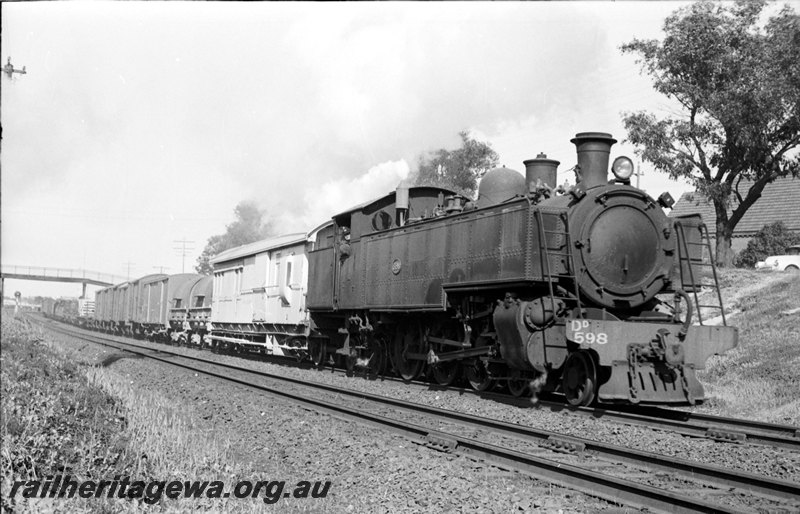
[38,315,800,451]
[35,318,800,514]
[351,371,800,450]
[471,390,800,450]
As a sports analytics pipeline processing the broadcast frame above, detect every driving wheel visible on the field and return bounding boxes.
[393,323,425,382]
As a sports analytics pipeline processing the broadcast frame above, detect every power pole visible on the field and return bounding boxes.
[122,262,136,281]
[634,160,644,190]
[3,57,27,79]
[173,238,195,273]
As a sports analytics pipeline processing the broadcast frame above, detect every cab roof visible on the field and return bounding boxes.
[332,185,456,222]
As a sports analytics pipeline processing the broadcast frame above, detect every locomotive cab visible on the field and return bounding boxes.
[307,186,456,312]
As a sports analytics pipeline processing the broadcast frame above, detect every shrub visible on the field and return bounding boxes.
[734,221,800,268]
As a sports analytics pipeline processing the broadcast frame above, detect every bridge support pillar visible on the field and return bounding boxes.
[82,282,87,299]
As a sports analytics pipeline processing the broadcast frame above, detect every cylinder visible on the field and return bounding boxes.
[570,132,617,189]
[523,153,559,191]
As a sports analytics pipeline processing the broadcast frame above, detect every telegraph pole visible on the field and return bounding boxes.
[173,238,195,273]
[122,262,135,281]
[634,160,644,190]
[153,266,170,273]
[3,57,27,79]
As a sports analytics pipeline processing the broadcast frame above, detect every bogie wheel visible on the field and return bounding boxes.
[507,370,529,398]
[562,351,597,406]
[465,359,494,392]
[392,323,426,382]
[287,337,307,363]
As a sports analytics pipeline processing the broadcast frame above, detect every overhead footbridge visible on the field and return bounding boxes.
[1,265,126,297]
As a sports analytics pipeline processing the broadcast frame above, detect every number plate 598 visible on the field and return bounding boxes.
[569,320,608,345]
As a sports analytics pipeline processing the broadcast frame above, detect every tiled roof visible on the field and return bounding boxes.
[669,176,800,237]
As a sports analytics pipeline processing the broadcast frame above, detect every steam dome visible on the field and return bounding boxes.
[475,167,525,208]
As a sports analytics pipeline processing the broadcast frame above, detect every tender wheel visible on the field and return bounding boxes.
[465,359,494,392]
[432,361,460,386]
[507,370,529,398]
[562,351,597,406]
[392,324,425,382]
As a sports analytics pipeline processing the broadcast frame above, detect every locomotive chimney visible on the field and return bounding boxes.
[523,153,559,192]
[570,132,617,189]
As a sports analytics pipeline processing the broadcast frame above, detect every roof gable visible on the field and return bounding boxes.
[669,177,800,236]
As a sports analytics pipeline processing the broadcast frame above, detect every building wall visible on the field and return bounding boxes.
[706,234,791,256]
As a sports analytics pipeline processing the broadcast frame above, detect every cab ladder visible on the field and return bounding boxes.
[534,209,583,317]
[674,221,726,326]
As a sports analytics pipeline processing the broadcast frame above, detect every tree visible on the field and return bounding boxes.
[734,221,800,268]
[195,201,273,275]
[621,0,800,266]
[414,131,500,197]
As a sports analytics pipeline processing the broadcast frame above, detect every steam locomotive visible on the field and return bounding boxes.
[90,132,737,406]
[304,132,737,405]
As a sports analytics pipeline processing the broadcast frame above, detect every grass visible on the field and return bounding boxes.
[697,270,800,424]
[1,318,125,512]
[0,317,308,513]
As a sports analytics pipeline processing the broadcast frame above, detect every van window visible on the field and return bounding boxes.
[234,268,242,293]
[269,253,281,286]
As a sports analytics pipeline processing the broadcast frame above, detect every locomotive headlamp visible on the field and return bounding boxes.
[611,156,634,182]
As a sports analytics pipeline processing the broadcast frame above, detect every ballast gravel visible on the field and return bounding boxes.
[48,333,628,513]
[144,338,800,484]
[47,329,800,512]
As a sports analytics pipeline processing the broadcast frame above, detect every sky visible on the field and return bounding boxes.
[2,1,699,299]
